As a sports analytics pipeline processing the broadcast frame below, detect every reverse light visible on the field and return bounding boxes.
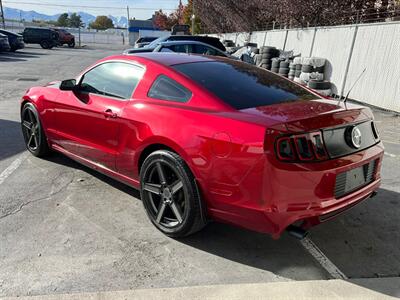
[276,131,328,162]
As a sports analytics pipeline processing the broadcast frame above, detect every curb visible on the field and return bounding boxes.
[2,278,399,300]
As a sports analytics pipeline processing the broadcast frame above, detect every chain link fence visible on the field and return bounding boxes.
[3,19,127,45]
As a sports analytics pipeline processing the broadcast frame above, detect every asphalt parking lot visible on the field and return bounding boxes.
[0,45,399,297]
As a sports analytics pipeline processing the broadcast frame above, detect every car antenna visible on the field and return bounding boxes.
[342,68,366,103]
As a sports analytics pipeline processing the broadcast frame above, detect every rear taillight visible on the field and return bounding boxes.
[275,131,328,162]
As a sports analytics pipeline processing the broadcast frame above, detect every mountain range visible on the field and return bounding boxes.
[4,7,129,28]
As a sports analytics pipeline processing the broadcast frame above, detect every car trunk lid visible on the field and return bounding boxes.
[240,99,371,133]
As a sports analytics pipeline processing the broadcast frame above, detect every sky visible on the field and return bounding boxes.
[3,0,187,18]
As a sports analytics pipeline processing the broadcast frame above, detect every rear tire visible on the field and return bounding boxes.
[21,103,50,157]
[140,150,206,238]
[40,41,49,49]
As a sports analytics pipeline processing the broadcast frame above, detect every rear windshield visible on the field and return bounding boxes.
[172,60,316,109]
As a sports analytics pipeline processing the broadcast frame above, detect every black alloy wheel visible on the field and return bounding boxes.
[140,150,206,237]
[21,103,50,157]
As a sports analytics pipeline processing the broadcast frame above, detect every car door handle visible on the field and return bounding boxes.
[103,109,118,118]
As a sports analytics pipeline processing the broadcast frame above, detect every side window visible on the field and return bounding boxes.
[160,46,175,53]
[148,75,192,103]
[170,44,188,53]
[79,62,145,100]
[194,44,217,56]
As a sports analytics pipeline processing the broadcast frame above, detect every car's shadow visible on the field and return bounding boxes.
[0,119,26,161]
[45,153,141,199]
[310,187,400,281]
[0,55,27,62]
[19,149,400,296]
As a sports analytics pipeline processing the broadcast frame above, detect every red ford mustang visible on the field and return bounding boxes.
[20,53,384,239]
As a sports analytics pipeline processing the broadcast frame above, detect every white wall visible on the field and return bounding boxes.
[212,22,400,112]
[347,23,400,112]
[311,26,356,95]
[285,29,315,56]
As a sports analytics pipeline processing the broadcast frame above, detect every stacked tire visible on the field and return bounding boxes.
[293,57,302,84]
[271,58,280,73]
[278,60,290,77]
[302,57,331,96]
[260,46,279,70]
[288,62,296,80]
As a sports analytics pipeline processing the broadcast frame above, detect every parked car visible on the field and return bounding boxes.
[54,29,75,48]
[20,53,383,239]
[124,35,226,54]
[0,29,24,52]
[124,40,233,59]
[0,33,11,52]
[22,27,59,49]
[134,36,158,48]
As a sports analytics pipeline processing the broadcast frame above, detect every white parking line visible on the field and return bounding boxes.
[0,153,27,186]
[384,152,398,158]
[300,237,348,280]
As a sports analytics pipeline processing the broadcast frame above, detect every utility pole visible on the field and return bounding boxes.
[191,0,195,35]
[0,0,6,29]
[126,5,130,45]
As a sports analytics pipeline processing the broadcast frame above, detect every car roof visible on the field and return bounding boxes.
[108,52,219,67]
[134,52,219,66]
[159,40,220,47]
[0,30,20,36]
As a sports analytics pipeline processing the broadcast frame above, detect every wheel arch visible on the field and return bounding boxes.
[136,137,200,181]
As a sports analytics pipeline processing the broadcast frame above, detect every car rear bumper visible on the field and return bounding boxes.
[207,142,384,238]
[0,42,11,51]
[12,41,25,49]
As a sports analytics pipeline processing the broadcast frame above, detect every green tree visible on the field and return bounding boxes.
[183,0,203,34]
[57,13,69,27]
[69,13,84,28]
[89,16,114,30]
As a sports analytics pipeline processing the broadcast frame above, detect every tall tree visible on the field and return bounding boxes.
[89,16,114,30]
[154,10,169,30]
[57,13,69,27]
[69,13,84,28]
[183,0,204,34]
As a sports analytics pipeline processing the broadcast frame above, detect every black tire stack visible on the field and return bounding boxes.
[288,62,296,80]
[260,46,279,70]
[271,58,280,73]
[278,60,290,77]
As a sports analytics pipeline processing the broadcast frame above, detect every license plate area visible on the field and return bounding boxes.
[334,160,376,198]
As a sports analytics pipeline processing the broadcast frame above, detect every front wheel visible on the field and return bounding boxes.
[68,40,75,48]
[140,150,206,238]
[21,103,50,157]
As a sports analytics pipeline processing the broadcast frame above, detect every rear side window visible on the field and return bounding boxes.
[148,75,192,103]
[173,60,316,109]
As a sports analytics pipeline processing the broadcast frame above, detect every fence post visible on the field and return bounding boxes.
[262,30,267,46]
[339,25,359,98]
[282,29,289,51]
[309,26,318,57]
[78,27,81,47]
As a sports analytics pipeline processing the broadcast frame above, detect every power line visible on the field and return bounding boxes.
[3,1,177,11]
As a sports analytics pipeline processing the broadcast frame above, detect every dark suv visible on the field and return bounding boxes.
[22,27,59,49]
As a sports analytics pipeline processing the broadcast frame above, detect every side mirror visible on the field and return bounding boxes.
[60,79,77,91]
